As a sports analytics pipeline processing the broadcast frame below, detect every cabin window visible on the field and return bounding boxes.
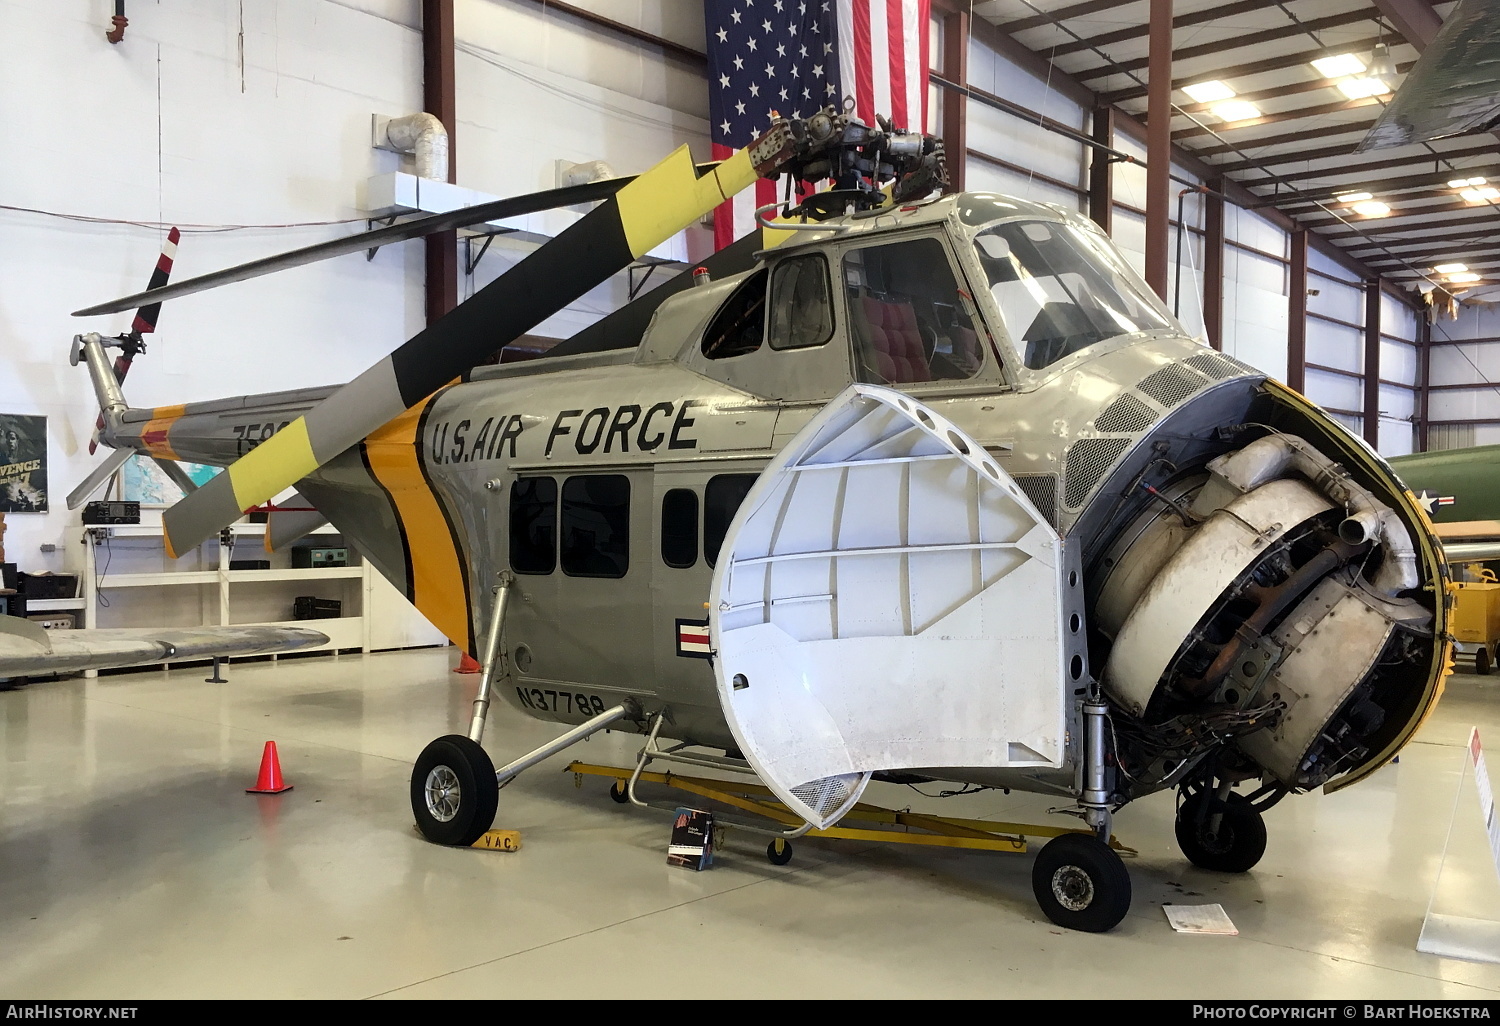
[768,255,833,350]
[509,477,557,575]
[660,488,699,569]
[843,237,984,385]
[704,473,758,567]
[701,269,768,360]
[561,475,631,578]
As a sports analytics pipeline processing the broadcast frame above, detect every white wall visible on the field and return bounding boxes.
[1432,305,1500,445]
[0,0,712,581]
[964,33,1086,213]
[0,0,427,575]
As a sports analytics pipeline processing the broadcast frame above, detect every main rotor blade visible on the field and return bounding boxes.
[1358,0,1500,151]
[158,134,786,557]
[72,177,635,318]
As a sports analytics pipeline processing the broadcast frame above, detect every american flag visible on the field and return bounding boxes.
[706,0,931,249]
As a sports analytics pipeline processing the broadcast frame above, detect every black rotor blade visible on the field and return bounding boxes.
[72,177,636,317]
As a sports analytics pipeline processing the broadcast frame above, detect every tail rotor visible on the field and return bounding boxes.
[88,227,179,454]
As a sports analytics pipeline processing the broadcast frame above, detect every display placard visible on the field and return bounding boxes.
[0,414,47,513]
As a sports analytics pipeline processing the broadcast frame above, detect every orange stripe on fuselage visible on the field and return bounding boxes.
[139,404,186,461]
[362,396,471,652]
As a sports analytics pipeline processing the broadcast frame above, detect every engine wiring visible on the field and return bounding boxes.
[903,782,996,799]
[1106,697,1287,790]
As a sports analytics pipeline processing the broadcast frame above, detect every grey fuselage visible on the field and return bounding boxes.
[118,193,1443,801]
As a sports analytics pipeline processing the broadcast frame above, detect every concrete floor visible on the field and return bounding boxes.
[4,648,1500,999]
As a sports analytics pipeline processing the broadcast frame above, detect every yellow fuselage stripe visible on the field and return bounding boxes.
[362,399,470,650]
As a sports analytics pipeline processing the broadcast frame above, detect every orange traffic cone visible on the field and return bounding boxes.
[246,741,293,794]
[455,652,482,674]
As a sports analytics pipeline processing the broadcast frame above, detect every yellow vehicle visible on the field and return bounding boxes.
[1451,565,1500,675]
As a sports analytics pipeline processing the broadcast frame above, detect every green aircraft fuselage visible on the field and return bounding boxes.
[1389,445,1500,524]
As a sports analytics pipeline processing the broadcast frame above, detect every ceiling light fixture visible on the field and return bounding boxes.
[1351,200,1391,217]
[1311,53,1366,78]
[1183,80,1236,104]
[1211,99,1262,123]
[1460,186,1500,203]
[1368,42,1397,84]
[1337,76,1391,100]
[1336,191,1374,203]
[1448,271,1482,284]
[1435,263,1469,274]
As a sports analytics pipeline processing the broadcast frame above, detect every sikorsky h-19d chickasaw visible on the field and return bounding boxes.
[35,107,1450,932]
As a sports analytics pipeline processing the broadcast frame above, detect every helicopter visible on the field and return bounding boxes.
[53,106,1449,933]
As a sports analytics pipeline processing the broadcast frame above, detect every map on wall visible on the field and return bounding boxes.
[120,454,221,506]
[0,414,48,513]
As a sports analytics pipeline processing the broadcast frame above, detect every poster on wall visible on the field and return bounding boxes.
[120,454,221,506]
[0,414,48,513]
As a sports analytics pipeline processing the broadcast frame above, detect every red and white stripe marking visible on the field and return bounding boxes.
[839,0,928,131]
[677,620,711,658]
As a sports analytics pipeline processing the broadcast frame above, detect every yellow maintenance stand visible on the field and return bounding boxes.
[566,760,1133,866]
[1451,565,1500,675]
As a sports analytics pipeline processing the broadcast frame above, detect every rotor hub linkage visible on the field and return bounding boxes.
[769,107,947,221]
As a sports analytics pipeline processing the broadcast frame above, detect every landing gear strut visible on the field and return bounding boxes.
[410,572,639,846]
[1030,694,1132,932]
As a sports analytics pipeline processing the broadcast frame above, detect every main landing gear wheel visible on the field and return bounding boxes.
[1175,791,1267,873]
[766,839,794,865]
[411,735,499,847]
[1031,833,1131,933]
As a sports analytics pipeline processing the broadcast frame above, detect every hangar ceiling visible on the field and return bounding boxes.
[973,0,1497,295]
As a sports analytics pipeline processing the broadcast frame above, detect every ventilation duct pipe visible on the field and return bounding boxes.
[383,112,449,182]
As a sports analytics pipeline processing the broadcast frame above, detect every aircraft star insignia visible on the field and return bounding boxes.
[1415,489,1455,514]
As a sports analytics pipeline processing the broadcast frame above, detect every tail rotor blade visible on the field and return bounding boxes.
[158,135,782,557]
[66,446,135,509]
[130,226,180,336]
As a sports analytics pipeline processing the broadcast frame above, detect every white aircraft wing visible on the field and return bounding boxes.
[0,615,328,677]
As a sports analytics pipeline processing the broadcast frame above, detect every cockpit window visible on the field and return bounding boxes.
[702,269,767,360]
[768,255,833,350]
[843,237,984,385]
[973,220,1171,370]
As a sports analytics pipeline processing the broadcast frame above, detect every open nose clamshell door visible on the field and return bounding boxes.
[708,384,1071,830]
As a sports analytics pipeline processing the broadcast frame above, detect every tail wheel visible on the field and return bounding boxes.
[411,735,499,846]
[1175,791,1267,873]
[1031,833,1132,933]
